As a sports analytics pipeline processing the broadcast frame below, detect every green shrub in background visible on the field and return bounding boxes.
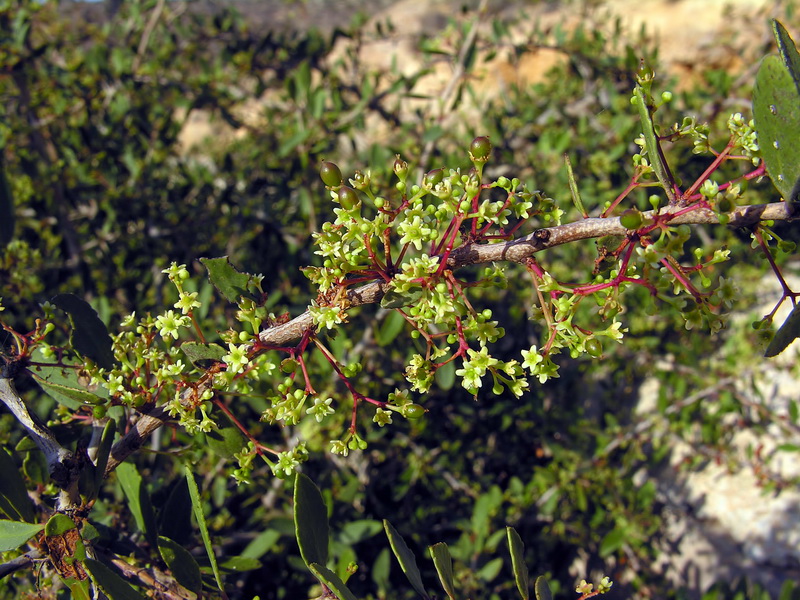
[1,1,800,599]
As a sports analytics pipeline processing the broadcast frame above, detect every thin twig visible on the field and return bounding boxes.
[132,0,167,73]
[102,200,796,475]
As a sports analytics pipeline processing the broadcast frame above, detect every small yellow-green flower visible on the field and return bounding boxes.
[223,342,250,374]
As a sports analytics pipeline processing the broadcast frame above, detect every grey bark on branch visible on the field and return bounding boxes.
[101,200,795,476]
[0,377,80,509]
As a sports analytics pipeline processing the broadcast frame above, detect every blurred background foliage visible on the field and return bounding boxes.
[1,0,800,598]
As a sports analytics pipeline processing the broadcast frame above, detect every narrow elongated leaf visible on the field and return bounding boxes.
[85,558,147,600]
[0,447,35,522]
[51,294,115,369]
[429,543,456,600]
[564,154,587,218]
[116,462,158,550]
[200,256,258,303]
[632,85,675,202]
[218,555,262,571]
[753,54,800,209]
[384,520,429,599]
[774,20,800,96]
[293,472,329,567]
[309,563,358,600]
[0,519,43,552]
[157,481,192,544]
[185,464,224,591]
[765,303,800,357]
[534,576,553,600]
[158,536,202,594]
[507,527,529,600]
[92,419,116,496]
[241,529,280,559]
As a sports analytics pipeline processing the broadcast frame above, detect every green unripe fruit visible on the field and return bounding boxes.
[402,404,426,419]
[280,358,298,373]
[93,405,107,419]
[716,197,733,213]
[320,161,342,187]
[424,168,444,188]
[619,208,643,230]
[470,136,492,161]
[585,338,603,357]
[338,186,359,210]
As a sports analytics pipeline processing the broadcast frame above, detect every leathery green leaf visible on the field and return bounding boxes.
[507,527,529,599]
[429,542,456,600]
[293,472,329,567]
[384,520,429,600]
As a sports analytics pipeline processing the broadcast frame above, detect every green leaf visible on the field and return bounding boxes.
[181,341,227,367]
[429,542,456,600]
[65,578,91,600]
[293,472,329,567]
[384,520,429,600]
[765,303,800,357]
[85,558,147,600]
[51,294,115,370]
[28,348,108,410]
[241,529,280,559]
[773,20,800,97]
[116,462,158,549]
[753,54,800,209]
[31,373,104,407]
[632,85,675,202]
[338,519,383,545]
[599,526,625,557]
[204,425,246,459]
[507,527,529,600]
[185,464,224,592]
[92,419,116,498]
[376,310,406,346]
[199,256,259,303]
[380,288,423,309]
[157,482,192,545]
[0,447,35,522]
[218,555,262,571]
[477,556,504,582]
[44,513,77,536]
[0,154,14,247]
[158,536,202,594]
[308,562,358,600]
[534,576,553,600]
[564,154,587,218]
[0,519,44,552]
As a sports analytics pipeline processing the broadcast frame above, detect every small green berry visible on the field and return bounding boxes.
[424,168,444,188]
[470,136,492,161]
[619,208,643,230]
[320,161,342,187]
[585,338,603,358]
[402,404,426,419]
[338,186,359,210]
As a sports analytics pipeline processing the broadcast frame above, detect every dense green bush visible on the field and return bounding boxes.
[1,1,799,599]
